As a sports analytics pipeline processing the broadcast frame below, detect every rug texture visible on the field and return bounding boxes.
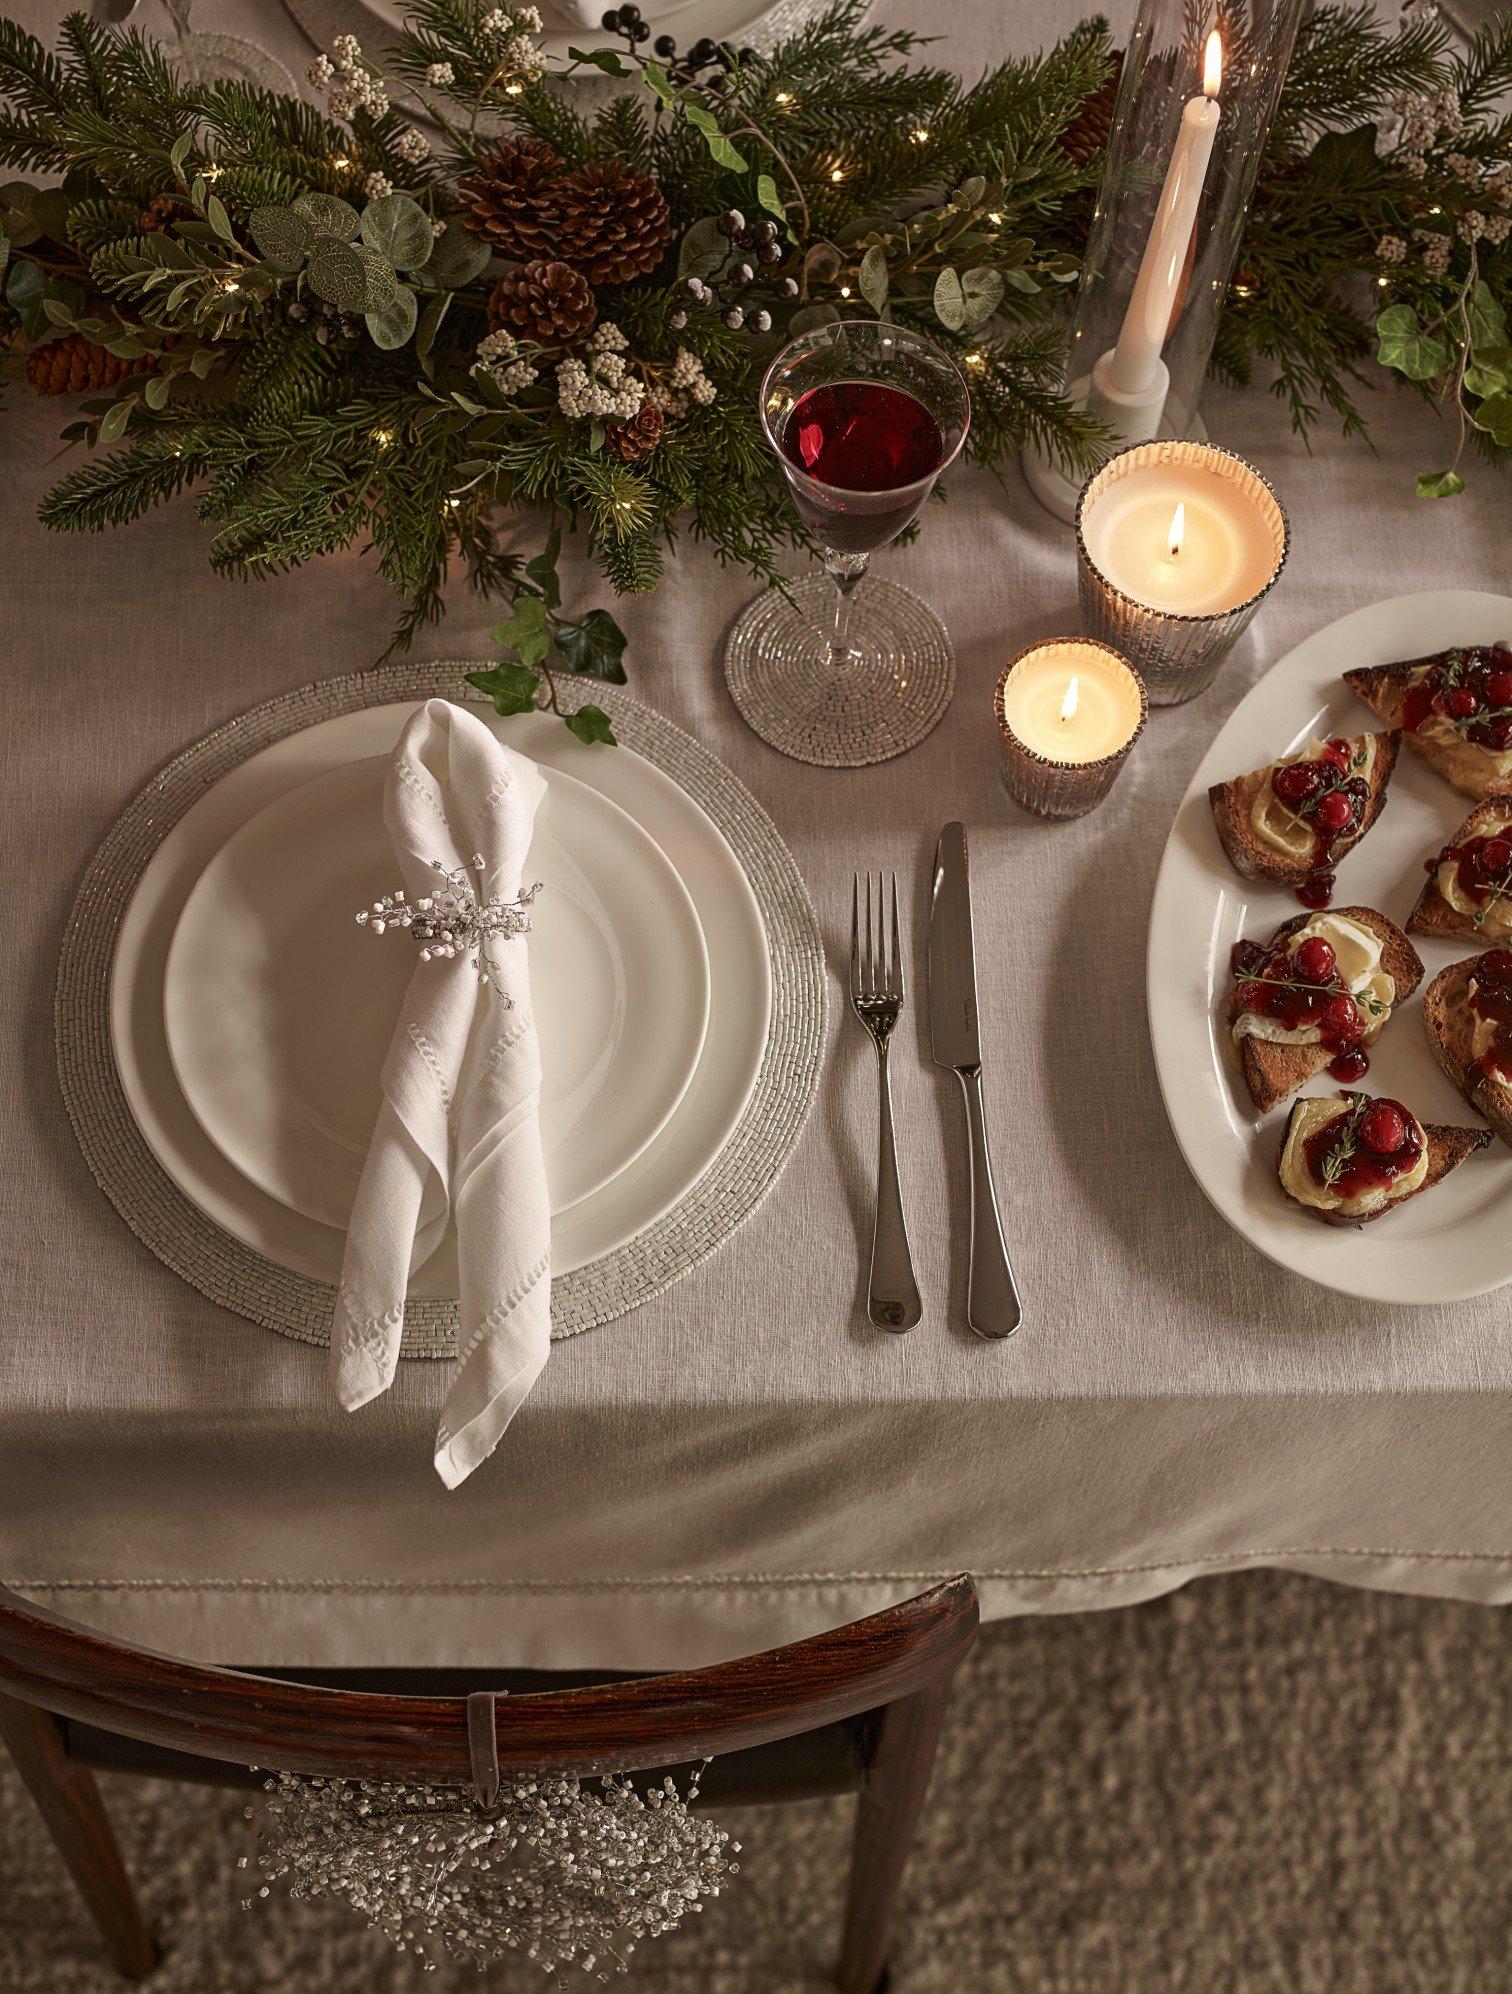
[1,1572,1508,1992]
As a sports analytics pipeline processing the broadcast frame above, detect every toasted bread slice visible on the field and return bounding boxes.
[1345,648,1512,799]
[1408,793,1512,940]
[1422,956,1512,1149]
[1209,731,1400,888]
[1277,1095,1491,1227]
[1230,908,1423,1113]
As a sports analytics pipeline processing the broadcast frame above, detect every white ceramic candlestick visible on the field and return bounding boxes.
[1076,440,1288,705]
[996,638,1148,818]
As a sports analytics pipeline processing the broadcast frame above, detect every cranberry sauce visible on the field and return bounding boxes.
[1266,737,1371,908]
[1231,928,1373,1079]
[1469,949,1512,1085]
[1302,1093,1423,1202]
[1426,828,1512,920]
[1399,643,1512,753]
[780,382,946,553]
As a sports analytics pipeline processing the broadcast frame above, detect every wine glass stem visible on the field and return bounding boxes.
[824,553,868,666]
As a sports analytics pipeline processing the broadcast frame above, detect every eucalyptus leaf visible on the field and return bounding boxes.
[1416,468,1466,498]
[678,215,726,281]
[360,192,433,270]
[955,175,986,208]
[801,241,843,286]
[5,256,47,339]
[426,225,490,290]
[960,265,1004,326]
[754,174,786,226]
[144,372,170,410]
[933,265,965,332]
[789,302,841,334]
[249,205,311,272]
[1003,267,1039,296]
[306,236,367,313]
[292,191,359,240]
[96,398,132,447]
[858,243,888,313]
[189,346,215,377]
[1375,303,1448,382]
[28,188,70,239]
[364,282,418,350]
[416,289,451,369]
[206,193,233,242]
[640,59,676,105]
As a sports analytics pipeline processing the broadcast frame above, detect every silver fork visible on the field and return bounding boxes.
[849,873,923,1332]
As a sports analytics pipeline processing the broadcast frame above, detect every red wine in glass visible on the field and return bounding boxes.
[781,381,946,554]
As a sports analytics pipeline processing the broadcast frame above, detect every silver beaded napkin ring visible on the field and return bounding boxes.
[356,855,542,987]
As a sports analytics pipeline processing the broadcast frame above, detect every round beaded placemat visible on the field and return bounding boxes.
[724,573,956,767]
[55,667,825,1359]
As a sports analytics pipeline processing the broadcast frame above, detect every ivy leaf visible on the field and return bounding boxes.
[754,173,786,226]
[360,192,433,270]
[858,243,888,313]
[640,59,676,105]
[425,225,490,289]
[465,662,541,715]
[4,255,47,339]
[565,703,617,747]
[292,191,359,239]
[960,265,1004,327]
[306,236,367,313]
[492,595,552,668]
[1469,280,1507,354]
[250,205,311,271]
[1470,391,1512,445]
[678,215,726,281]
[1464,343,1512,398]
[568,45,628,74]
[1307,124,1378,178]
[555,607,627,682]
[28,187,70,238]
[933,265,966,332]
[682,101,748,172]
[1416,468,1466,499]
[364,282,418,350]
[525,520,562,609]
[1375,303,1448,382]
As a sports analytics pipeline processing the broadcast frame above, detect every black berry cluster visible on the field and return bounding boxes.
[669,208,795,334]
[599,4,650,44]
[648,33,755,89]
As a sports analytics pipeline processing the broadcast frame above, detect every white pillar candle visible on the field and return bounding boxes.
[1106,29,1223,398]
[1079,456,1277,616]
[999,641,1144,764]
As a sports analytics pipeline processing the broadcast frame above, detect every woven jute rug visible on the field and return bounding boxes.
[3,1572,1508,1990]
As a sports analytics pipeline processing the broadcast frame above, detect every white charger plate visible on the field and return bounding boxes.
[164,755,710,1232]
[1148,588,1512,1305]
[111,703,771,1288]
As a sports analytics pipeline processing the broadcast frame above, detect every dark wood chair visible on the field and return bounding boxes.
[0,1574,978,1990]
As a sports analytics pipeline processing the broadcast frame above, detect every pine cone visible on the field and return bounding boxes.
[1059,52,1123,168]
[553,161,671,286]
[27,333,154,397]
[604,402,663,463]
[456,138,563,259]
[487,260,597,345]
[140,193,186,233]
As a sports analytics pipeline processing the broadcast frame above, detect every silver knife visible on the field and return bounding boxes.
[927,822,1024,1340]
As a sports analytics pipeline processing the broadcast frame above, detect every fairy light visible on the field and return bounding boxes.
[839,283,852,298]
[911,126,930,143]
[965,349,986,369]
[505,81,523,95]
[987,211,1004,225]
[373,428,394,448]
[773,90,793,106]
[202,164,222,182]
[220,277,240,294]
[332,155,352,173]
[830,163,845,182]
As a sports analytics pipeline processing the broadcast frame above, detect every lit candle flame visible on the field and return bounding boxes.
[1168,502,1186,560]
[1059,675,1080,722]
[1203,29,1222,99]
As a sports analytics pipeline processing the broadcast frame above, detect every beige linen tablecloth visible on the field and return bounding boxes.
[2,0,1508,1668]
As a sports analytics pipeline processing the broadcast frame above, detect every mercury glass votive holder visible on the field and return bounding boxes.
[995,638,1148,820]
[1075,439,1289,706]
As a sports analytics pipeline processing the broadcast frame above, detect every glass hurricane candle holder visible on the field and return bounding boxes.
[996,638,1148,819]
[1022,0,1306,521]
[1076,439,1288,706]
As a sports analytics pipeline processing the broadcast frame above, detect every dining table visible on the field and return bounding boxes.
[2,0,1508,1676]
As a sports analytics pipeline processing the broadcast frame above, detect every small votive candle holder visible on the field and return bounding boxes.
[1075,439,1289,707]
[995,638,1147,820]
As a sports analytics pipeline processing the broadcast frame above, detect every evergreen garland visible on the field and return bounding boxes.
[0,0,1508,722]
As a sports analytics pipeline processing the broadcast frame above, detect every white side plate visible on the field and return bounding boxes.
[112,705,772,1287]
[164,756,710,1230]
[1148,588,1512,1304]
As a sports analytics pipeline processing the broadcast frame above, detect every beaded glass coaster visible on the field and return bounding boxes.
[724,574,956,768]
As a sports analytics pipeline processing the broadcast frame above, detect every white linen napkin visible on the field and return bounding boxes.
[331,698,551,1489]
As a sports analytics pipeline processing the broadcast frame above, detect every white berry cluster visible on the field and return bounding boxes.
[473,329,540,397]
[556,323,646,421]
[424,60,455,86]
[364,171,392,201]
[482,6,546,77]
[1378,67,1512,270]
[647,346,717,417]
[395,127,430,165]
[308,34,389,119]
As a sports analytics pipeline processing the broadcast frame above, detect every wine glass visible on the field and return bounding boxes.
[725,319,970,767]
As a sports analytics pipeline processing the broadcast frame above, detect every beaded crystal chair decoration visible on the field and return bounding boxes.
[357,855,541,987]
[244,1693,735,1977]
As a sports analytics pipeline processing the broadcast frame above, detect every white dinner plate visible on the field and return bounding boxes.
[1148,588,1512,1305]
[111,704,771,1288]
[164,756,710,1231]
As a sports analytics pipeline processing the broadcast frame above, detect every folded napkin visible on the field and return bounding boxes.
[332,699,551,1489]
